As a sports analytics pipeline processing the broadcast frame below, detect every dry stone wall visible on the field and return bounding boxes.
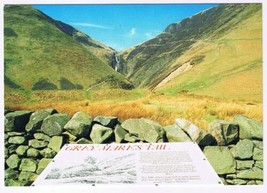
[4,109,263,186]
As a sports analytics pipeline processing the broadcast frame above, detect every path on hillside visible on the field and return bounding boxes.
[152,62,192,91]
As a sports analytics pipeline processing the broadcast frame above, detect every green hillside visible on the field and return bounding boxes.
[119,4,262,102]
[4,5,132,90]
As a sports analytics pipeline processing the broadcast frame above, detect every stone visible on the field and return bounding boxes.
[76,138,93,144]
[25,109,57,133]
[226,179,248,185]
[27,148,40,157]
[90,124,114,144]
[16,145,29,156]
[40,148,57,158]
[121,118,166,143]
[94,116,118,128]
[253,147,263,161]
[28,139,48,149]
[5,168,19,180]
[64,112,92,138]
[203,146,236,175]
[7,144,18,154]
[164,124,192,142]
[114,124,128,143]
[176,118,216,146]
[236,160,254,170]
[246,180,257,185]
[256,180,263,185]
[207,120,239,145]
[36,158,52,174]
[8,136,27,145]
[41,113,71,136]
[4,133,9,140]
[5,110,32,132]
[19,158,38,172]
[124,133,140,142]
[252,140,263,150]
[255,161,263,169]
[233,115,263,140]
[7,131,25,136]
[6,154,21,169]
[226,174,237,179]
[48,136,64,152]
[34,133,51,142]
[5,179,26,186]
[230,139,254,159]
[62,131,77,142]
[5,147,9,159]
[237,167,263,180]
[18,171,38,183]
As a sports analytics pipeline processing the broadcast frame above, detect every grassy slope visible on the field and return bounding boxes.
[156,6,262,103]
[4,5,130,90]
[119,4,262,103]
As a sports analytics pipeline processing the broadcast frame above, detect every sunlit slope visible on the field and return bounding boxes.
[156,7,262,102]
[4,5,132,90]
[119,4,262,102]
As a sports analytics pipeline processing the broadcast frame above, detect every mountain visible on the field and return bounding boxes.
[119,4,262,102]
[4,5,133,90]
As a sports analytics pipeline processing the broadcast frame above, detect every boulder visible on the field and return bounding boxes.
[40,148,57,158]
[252,140,263,150]
[41,113,71,136]
[25,109,57,133]
[48,136,64,152]
[236,160,254,170]
[207,120,239,145]
[8,136,27,145]
[18,171,38,183]
[237,167,263,180]
[121,118,166,143]
[253,147,263,161]
[64,112,92,138]
[14,147,28,156]
[28,139,48,149]
[19,158,38,172]
[203,146,236,175]
[233,115,263,140]
[90,124,114,144]
[7,144,18,154]
[164,124,192,142]
[33,133,51,142]
[255,161,263,169]
[6,154,21,169]
[27,148,40,157]
[5,168,19,180]
[93,116,118,128]
[114,124,128,143]
[5,110,32,132]
[176,118,216,146]
[5,179,26,186]
[36,158,52,174]
[230,139,254,159]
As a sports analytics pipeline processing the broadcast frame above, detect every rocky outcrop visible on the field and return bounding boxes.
[4,110,263,186]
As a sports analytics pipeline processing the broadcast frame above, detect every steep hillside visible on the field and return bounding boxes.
[119,4,262,102]
[4,5,132,90]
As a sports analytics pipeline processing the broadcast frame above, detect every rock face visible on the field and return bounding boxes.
[203,146,236,174]
[121,118,166,143]
[176,118,216,146]
[233,115,263,140]
[41,114,71,136]
[64,112,92,138]
[4,109,263,186]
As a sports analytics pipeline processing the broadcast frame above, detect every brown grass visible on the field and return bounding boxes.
[5,89,262,130]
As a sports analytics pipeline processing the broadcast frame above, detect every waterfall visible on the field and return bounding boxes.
[113,52,119,72]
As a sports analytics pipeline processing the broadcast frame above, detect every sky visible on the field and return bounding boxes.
[34,4,218,51]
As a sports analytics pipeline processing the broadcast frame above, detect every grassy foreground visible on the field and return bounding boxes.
[5,88,262,129]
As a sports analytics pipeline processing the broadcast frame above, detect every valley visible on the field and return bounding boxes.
[4,4,263,129]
